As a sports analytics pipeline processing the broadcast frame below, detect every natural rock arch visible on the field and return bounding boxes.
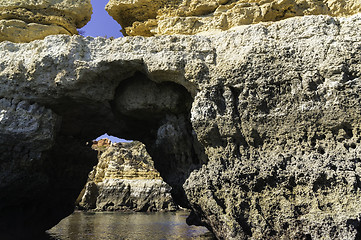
[0,67,205,239]
[3,12,361,239]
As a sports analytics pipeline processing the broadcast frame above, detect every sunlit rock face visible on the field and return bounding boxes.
[0,0,92,42]
[1,9,361,240]
[77,141,177,212]
[106,0,361,36]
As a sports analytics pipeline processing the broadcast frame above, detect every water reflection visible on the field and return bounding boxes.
[47,211,215,240]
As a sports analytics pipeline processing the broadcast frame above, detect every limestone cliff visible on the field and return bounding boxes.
[106,0,361,36]
[77,140,177,212]
[0,0,92,42]
[1,3,361,240]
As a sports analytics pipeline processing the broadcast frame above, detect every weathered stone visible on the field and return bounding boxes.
[0,0,91,42]
[106,0,361,36]
[1,13,361,240]
[78,141,177,211]
[0,19,71,43]
[0,98,98,239]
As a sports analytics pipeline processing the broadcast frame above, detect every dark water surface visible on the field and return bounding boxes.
[47,211,216,240]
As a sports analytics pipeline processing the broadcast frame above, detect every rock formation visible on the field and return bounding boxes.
[77,140,177,212]
[0,100,98,240]
[92,138,112,151]
[0,0,92,42]
[106,0,361,36]
[1,0,361,240]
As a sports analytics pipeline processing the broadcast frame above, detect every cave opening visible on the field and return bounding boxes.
[38,71,208,237]
[0,68,210,240]
[109,71,206,208]
[0,66,212,240]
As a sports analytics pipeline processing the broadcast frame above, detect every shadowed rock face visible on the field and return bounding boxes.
[0,65,201,238]
[111,72,202,207]
[1,13,361,240]
[0,99,98,239]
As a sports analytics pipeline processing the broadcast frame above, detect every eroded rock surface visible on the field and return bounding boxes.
[106,0,361,36]
[1,12,361,240]
[0,98,98,239]
[0,0,92,42]
[77,140,177,212]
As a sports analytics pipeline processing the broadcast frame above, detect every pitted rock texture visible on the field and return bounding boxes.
[1,13,361,239]
[106,0,361,36]
[77,141,177,211]
[0,0,91,42]
[91,141,162,181]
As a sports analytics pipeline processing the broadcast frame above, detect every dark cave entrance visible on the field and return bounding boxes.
[0,70,209,240]
[37,71,207,236]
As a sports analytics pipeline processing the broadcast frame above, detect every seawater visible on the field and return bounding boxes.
[47,211,216,240]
